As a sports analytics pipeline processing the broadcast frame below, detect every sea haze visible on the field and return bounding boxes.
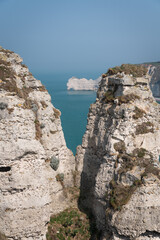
[34,72,97,155]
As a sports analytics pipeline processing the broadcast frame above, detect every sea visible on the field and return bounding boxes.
[34,72,99,155]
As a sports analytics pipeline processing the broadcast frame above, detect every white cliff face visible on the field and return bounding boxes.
[76,70,160,239]
[0,48,75,239]
[149,64,160,98]
[67,76,101,90]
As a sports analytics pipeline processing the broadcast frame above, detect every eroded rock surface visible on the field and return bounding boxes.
[149,63,160,98]
[76,69,160,239]
[0,47,75,240]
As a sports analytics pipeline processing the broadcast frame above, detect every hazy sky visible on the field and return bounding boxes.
[0,0,160,74]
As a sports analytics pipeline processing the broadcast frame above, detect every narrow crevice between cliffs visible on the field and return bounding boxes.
[78,102,118,239]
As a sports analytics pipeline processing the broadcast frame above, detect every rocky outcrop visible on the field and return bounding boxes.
[67,76,101,91]
[76,68,160,239]
[67,63,160,98]
[148,63,160,98]
[0,47,75,239]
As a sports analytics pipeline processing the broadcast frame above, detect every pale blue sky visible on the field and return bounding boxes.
[0,0,160,74]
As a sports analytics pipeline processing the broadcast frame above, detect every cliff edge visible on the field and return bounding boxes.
[0,47,75,240]
[76,65,160,239]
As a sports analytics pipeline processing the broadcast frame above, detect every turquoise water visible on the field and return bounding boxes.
[34,73,97,155]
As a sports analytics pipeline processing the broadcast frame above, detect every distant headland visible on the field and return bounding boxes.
[67,76,101,91]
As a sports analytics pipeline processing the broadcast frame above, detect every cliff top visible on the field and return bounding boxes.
[105,64,148,78]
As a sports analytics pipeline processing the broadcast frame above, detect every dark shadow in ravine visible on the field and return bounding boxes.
[78,101,118,239]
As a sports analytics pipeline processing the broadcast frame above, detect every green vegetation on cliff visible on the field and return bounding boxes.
[106,64,147,77]
[46,208,91,240]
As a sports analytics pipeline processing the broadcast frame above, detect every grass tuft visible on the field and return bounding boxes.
[133,107,146,119]
[118,94,140,104]
[136,122,154,135]
[46,208,91,240]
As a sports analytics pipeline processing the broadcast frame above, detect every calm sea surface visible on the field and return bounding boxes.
[34,73,97,155]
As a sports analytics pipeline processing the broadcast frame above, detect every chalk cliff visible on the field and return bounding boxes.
[1,48,160,240]
[148,63,160,98]
[76,65,160,239]
[0,47,75,239]
[67,63,160,97]
[67,76,101,91]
